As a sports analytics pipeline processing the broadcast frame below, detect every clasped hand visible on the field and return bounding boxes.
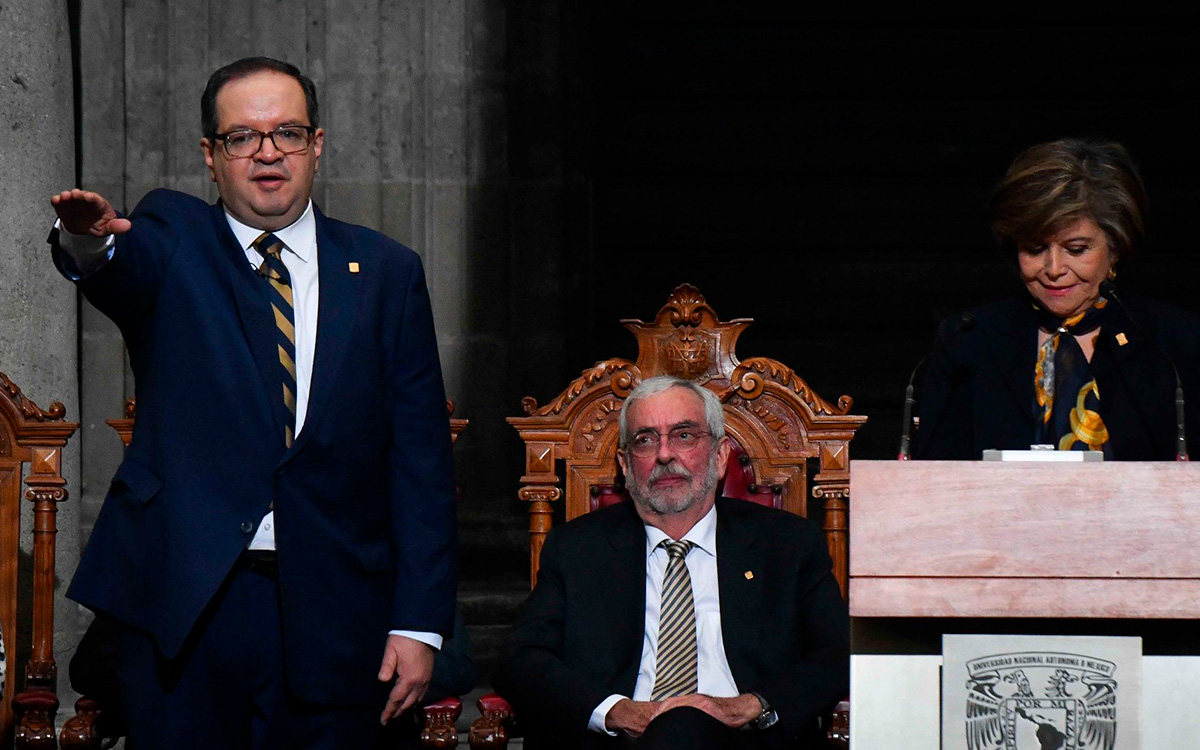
[606,693,762,738]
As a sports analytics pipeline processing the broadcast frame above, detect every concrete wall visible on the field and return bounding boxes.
[0,0,86,704]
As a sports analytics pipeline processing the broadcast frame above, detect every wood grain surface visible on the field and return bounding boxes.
[849,460,1200,618]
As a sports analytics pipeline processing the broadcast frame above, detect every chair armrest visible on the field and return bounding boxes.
[59,697,104,750]
[468,692,512,749]
[422,696,463,715]
[826,697,849,749]
[13,689,60,747]
[419,696,462,749]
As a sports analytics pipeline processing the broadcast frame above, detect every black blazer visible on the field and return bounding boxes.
[913,294,1200,460]
[494,497,849,747]
[52,189,457,704]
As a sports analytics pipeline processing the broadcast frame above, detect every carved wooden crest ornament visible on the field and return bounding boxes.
[0,372,67,424]
[508,285,867,594]
[624,283,745,385]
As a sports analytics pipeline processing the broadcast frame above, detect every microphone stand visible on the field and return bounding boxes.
[897,313,975,460]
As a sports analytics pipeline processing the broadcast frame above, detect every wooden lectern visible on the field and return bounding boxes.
[848,460,1200,749]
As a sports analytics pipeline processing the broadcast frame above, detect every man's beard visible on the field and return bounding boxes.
[627,449,721,515]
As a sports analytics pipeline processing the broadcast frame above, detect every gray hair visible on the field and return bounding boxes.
[618,376,726,448]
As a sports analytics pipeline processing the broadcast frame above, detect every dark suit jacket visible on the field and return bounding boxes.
[913,295,1200,460]
[52,189,456,704]
[494,497,850,747]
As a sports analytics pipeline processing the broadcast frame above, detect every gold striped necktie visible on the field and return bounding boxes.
[252,232,297,448]
[650,539,698,700]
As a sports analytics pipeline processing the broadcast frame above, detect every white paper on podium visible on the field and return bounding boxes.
[981,449,1104,462]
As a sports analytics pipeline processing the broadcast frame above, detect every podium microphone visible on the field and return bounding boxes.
[1100,280,1189,461]
[898,312,976,460]
[897,357,924,461]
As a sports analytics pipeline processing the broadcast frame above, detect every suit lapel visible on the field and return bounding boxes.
[284,206,362,462]
[211,201,287,441]
[1090,302,1147,383]
[715,500,765,689]
[608,507,649,694]
[1091,302,1156,453]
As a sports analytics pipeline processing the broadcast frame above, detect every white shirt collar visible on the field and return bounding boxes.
[223,200,315,263]
[643,502,717,559]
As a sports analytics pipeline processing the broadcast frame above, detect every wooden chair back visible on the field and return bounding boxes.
[508,285,866,595]
[0,372,77,744]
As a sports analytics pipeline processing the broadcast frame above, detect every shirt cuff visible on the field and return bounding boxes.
[53,219,115,279]
[387,630,443,651]
[588,694,627,735]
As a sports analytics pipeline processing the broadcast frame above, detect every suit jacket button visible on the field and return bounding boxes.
[241,521,254,534]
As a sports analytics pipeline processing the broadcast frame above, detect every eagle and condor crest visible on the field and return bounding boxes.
[944,635,1141,750]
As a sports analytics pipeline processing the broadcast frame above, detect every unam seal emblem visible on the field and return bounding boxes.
[964,651,1117,750]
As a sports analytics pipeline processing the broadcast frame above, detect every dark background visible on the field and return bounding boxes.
[506,6,1200,462]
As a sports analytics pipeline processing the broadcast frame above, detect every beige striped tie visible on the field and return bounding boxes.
[251,232,297,449]
[650,539,698,700]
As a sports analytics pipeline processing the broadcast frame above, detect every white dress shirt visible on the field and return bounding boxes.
[588,504,739,734]
[55,203,441,649]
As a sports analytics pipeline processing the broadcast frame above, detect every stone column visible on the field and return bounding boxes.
[318,0,515,552]
[0,0,86,706]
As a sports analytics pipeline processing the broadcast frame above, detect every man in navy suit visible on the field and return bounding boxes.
[49,57,456,748]
[495,376,849,749]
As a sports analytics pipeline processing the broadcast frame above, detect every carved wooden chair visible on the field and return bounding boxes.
[468,285,865,749]
[0,371,78,748]
[58,399,470,750]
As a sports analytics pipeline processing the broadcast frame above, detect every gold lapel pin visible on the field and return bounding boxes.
[348,262,360,274]
[1116,332,1128,346]
[744,570,754,580]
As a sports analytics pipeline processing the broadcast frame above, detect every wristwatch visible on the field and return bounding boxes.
[749,691,779,730]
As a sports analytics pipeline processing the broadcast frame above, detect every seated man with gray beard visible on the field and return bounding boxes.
[495,376,849,749]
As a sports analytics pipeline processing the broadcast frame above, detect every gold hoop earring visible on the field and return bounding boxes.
[1107,266,1118,281]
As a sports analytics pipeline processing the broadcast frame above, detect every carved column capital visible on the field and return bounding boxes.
[517,486,562,504]
[812,483,850,501]
[24,487,68,505]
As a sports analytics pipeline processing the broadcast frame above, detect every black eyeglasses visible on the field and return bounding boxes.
[625,427,713,457]
[212,126,316,158]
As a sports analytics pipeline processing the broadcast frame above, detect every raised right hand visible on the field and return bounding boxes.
[50,189,131,236]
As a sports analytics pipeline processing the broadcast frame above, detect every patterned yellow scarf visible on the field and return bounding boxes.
[1032,298,1111,455]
